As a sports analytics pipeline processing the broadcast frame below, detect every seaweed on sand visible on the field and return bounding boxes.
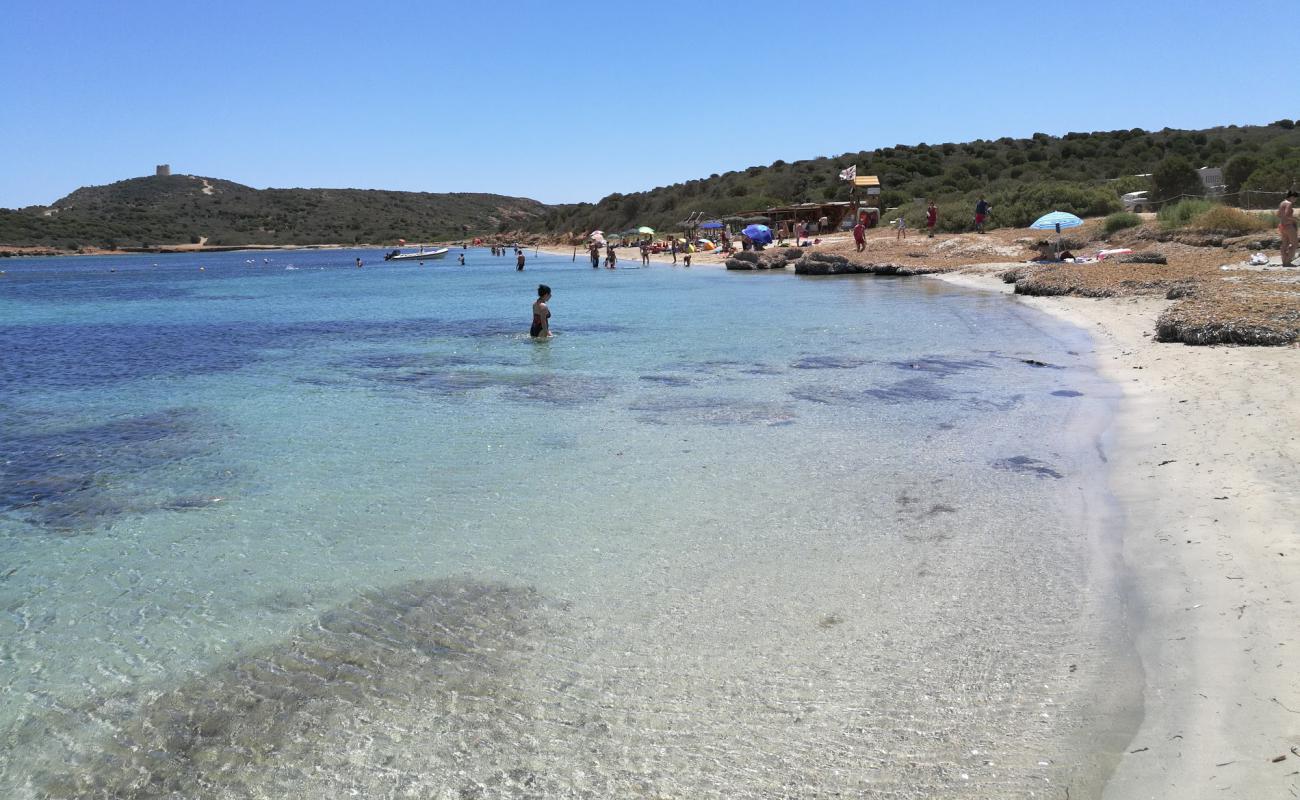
[1156,275,1300,345]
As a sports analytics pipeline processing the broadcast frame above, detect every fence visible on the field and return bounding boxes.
[1134,189,1288,211]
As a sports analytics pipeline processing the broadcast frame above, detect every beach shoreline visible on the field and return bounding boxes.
[935,270,1300,798]
[544,242,1300,794]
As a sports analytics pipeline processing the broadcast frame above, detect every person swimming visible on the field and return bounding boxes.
[530,284,552,338]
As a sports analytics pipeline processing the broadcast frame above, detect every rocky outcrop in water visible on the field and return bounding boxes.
[725,249,794,271]
[793,252,944,276]
[17,579,550,799]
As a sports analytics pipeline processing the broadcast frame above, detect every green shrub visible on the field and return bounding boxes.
[1157,198,1216,229]
[1152,155,1203,202]
[1109,175,1151,196]
[1189,205,1271,235]
[1223,154,1260,193]
[1103,212,1142,234]
[1242,157,1300,193]
[986,182,1122,228]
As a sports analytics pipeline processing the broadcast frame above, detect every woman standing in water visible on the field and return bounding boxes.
[530,284,552,338]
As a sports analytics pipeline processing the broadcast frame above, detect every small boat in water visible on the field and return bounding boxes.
[384,247,449,262]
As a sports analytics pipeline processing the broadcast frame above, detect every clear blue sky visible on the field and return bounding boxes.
[0,0,1279,209]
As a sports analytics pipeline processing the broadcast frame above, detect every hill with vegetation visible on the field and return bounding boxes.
[0,175,549,249]
[8,121,1300,251]
[530,120,1300,236]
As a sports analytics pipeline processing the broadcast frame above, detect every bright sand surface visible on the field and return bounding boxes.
[936,272,1300,799]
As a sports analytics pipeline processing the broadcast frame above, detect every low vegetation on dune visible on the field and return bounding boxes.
[1187,205,1271,235]
[1156,276,1300,345]
[1103,212,1142,234]
[1158,199,1218,229]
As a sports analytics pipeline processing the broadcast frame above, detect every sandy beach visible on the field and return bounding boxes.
[547,235,1300,796]
[952,278,1300,799]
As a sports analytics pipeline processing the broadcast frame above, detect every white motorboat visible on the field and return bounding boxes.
[384,247,449,262]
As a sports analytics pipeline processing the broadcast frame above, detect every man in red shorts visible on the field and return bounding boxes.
[974,196,991,234]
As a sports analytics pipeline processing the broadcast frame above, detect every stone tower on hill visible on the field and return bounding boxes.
[155,164,171,177]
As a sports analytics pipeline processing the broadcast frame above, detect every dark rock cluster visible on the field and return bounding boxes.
[792,252,942,276]
[725,248,795,271]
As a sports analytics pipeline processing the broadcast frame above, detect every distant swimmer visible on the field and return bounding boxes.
[516,252,525,271]
[355,257,363,268]
[530,284,552,338]
[458,253,465,266]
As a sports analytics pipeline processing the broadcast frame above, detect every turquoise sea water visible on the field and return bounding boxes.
[0,248,1136,797]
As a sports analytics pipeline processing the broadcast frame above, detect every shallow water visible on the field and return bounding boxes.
[0,248,1135,798]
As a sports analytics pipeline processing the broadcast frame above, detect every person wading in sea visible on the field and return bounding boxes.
[530,284,552,338]
[516,251,526,271]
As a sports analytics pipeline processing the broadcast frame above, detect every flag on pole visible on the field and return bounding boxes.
[839,165,857,181]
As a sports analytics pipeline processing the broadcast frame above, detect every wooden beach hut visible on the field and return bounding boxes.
[852,175,882,227]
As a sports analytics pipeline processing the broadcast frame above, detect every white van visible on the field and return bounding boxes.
[1122,191,1151,213]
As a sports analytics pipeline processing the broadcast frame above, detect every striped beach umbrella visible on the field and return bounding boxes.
[1030,211,1083,257]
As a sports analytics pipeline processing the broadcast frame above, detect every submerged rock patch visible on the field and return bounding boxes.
[991,455,1064,479]
[629,397,797,426]
[0,408,229,532]
[791,355,871,370]
[17,578,548,799]
[638,374,695,387]
[888,356,994,377]
[339,353,617,406]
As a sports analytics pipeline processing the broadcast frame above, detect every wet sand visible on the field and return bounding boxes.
[937,271,1300,798]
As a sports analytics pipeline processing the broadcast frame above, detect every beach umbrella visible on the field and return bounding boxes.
[1029,211,1083,231]
[699,220,724,230]
[1029,211,1083,257]
[742,223,773,246]
[637,226,655,235]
